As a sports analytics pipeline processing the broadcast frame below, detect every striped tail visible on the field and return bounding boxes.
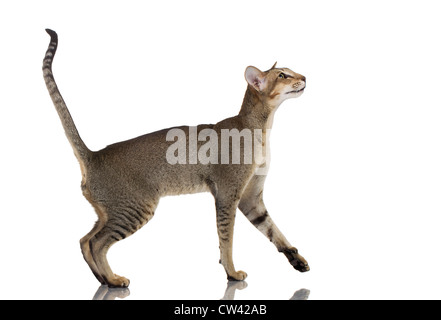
[43,29,91,162]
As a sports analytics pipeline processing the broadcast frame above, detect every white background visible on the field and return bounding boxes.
[1,0,440,300]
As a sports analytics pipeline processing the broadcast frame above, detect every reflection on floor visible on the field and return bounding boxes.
[92,281,310,300]
[92,285,130,300]
[220,280,248,300]
[289,288,310,300]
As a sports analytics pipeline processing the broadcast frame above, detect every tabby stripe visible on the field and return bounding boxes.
[266,226,274,240]
[118,211,139,230]
[218,222,230,228]
[251,210,268,226]
[125,209,144,225]
[126,205,149,222]
[119,208,138,223]
[216,204,233,212]
[218,227,230,234]
[111,221,133,235]
[217,215,229,223]
[141,210,154,222]
[111,229,126,240]
[44,74,55,82]
[243,206,256,217]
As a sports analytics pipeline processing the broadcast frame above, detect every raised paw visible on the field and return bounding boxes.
[227,270,248,281]
[106,274,130,288]
[282,247,310,272]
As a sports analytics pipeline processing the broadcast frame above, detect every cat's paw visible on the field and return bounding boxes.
[227,270,248,281]
[107,274,130,288]
[282,247,310,272]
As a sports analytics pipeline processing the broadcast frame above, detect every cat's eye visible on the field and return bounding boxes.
[278,73,286,79]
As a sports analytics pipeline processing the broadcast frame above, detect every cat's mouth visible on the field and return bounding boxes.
[285,87,305,94]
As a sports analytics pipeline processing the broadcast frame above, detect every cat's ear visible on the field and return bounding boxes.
[245,66,267,92]
[270,61,277,69]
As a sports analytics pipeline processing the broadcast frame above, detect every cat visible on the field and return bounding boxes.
[43,29,309,287]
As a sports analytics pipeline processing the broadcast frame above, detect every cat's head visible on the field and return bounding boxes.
[245,62,306,107]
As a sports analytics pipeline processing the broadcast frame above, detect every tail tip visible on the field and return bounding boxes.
[45,28,58,40]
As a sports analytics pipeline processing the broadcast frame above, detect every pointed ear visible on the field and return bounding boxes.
[270,61,277,69]
[245,66,267,92]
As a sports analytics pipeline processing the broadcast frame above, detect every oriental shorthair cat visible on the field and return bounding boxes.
[43,29,309,287]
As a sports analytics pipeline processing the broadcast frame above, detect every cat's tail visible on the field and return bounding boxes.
[43,29,92,163]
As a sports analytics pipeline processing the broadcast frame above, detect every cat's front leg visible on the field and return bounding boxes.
[238,175,310,273]
[215,198,247,281]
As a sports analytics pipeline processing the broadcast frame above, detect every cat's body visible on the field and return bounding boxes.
[43,29,309,287]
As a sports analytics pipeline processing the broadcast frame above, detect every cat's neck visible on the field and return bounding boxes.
[238,86,278,131]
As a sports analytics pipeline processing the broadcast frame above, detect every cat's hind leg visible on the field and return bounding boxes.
[80,219,106,284]
[88,200,157,287]
[80,198,109,284]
